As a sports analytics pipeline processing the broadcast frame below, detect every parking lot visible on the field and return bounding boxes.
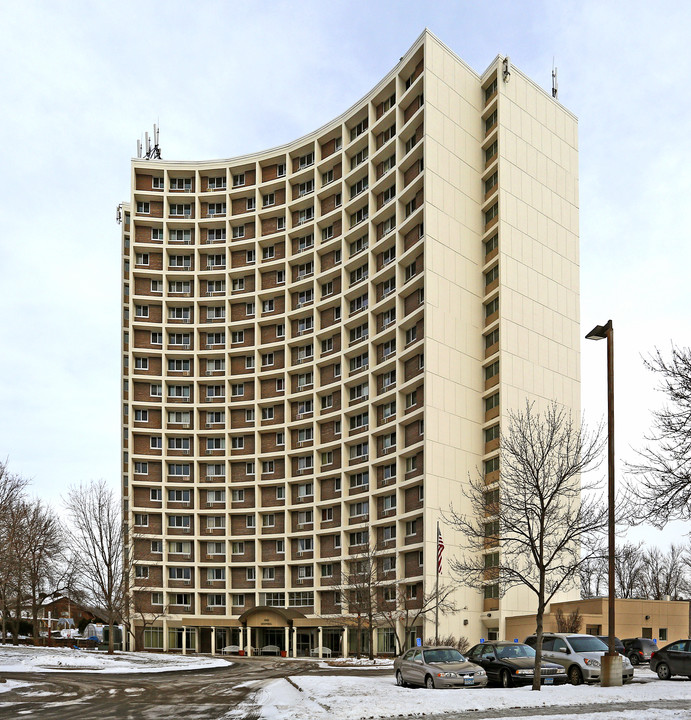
[1,658,690,720]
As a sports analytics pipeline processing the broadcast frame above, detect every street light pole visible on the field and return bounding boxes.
[585,319,622,686]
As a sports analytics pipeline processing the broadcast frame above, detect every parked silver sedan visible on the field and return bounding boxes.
[394,646,488,689]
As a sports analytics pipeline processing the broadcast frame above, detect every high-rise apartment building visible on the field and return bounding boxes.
[120,30,579,655]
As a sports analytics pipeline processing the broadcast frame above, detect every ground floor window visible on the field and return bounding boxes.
[144,627,163,650]
[487,629,499,641]
[348,629,370,656]
[168,627,196,650]
[377,627,396,654]
[659,628,667,641]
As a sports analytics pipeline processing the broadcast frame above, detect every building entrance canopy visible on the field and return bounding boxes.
[238,606,306,627]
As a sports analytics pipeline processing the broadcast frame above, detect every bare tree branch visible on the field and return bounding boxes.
[446,401,607,691]
[63,480,126,654]
[627,345,691,526]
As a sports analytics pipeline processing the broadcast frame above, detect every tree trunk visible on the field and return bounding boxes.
[108,617,115,654]
[32,602,39,646]
[532,574,546,691]
[356,615,362,659]
[14,593,21,645]
[368,611,374,660]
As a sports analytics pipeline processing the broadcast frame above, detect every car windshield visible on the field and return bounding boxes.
[568,636,608,653]
[423,648,465,664]
[497,644,535,659]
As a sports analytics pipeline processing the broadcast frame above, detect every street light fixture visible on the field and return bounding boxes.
[585,319,622,686]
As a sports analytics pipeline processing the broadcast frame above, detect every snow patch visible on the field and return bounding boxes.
[0,645,232,674]
[255,673,691,720]
[0,679,30,695]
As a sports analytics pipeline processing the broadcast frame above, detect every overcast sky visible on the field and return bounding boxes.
[1,1,689,545]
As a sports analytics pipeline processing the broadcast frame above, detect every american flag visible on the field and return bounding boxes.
[437,526,444,575]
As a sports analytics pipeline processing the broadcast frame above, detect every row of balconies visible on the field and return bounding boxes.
[129,476,424,512]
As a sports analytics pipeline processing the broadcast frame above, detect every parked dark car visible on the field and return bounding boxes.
[394,646,488,689]
[649,639,691,679]
[622,637,658,665]
[597,636,625,656]
[466,641,567,687]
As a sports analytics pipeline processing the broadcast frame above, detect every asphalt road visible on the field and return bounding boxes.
[0,657,321,720]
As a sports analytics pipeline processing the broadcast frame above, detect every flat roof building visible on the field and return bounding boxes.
[120,29,580,655]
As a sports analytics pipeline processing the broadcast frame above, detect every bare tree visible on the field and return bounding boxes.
[24,500,64,644]
[579,555,607,599]
[0,461,28,644]
[3,500,31,644]
[614,542,645,599]
[380,583,458,654]
[628,346,691,526]
[639,544,689,600]
[447,401,607,691]
[340,541,382,660]
[63,480,126,654]
[126,589,168,652]
[555,607,582,633]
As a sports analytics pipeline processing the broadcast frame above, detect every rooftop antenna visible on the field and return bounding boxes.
[502,56,511,83]
[136,123,162,160]
[552,59,558,99]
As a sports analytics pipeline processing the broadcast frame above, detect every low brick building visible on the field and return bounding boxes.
[505,598,690,645]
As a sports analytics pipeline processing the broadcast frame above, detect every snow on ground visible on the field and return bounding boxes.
[246,672,691,720]
[489,712,689,720]
[321,657,393,669]
[0,680,30,695]
[0,645,231,674]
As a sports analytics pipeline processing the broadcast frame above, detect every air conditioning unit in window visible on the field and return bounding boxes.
[182,344,191,350]
[206,449,213,455]
[182,450,190,455]
[182,424,191,429]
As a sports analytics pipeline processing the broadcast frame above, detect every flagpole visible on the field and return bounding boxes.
[435,521,440,644]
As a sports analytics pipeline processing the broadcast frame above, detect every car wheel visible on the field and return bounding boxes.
[657,663,671,680]
[500,669,512,688]
[568,666,583,685]
[395,671,407,688]
[425,674,436,689]
[629,653,640,666]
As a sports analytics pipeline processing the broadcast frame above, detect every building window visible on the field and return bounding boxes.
[484,584,500,599]
[485,392,500,412]
[298,152,314,169]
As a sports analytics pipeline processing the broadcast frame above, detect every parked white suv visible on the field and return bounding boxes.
[524,633,634,685]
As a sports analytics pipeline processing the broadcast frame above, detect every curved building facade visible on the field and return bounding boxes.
[121,30,580,655]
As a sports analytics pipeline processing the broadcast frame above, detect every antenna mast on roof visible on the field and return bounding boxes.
[552,59,558,99]
[136,123,162,160]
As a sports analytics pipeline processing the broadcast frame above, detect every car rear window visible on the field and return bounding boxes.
[497,644,535,659]
[640,639,657,650]
[568,636,608,653]
[423,648,464,664]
